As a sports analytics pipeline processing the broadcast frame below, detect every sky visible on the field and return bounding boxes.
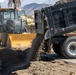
[0,0,58,7]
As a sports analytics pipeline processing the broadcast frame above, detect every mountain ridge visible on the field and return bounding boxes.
[22,3,51,16]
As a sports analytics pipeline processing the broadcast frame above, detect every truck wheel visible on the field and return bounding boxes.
[31,34,44,61]
[53,44,62,56]
[62,36,76,58]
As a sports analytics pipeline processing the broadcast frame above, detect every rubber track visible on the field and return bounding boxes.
[2,34,44,75]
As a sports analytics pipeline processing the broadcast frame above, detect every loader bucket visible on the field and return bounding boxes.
[7,33,36,49]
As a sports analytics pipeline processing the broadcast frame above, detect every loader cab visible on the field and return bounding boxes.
[0,8,25,23]
[0,8,28,33]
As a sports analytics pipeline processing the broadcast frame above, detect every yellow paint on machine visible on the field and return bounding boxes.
[7,33,36,49]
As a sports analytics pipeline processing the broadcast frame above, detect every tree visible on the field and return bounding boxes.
[8,0,21,8]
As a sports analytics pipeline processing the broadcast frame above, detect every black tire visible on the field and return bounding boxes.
[53,43,62,56]
[62,36,76,59]
[30,34,44,61]
[42,39,51,53]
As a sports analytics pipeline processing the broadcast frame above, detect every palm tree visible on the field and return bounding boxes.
[8,0,21,8]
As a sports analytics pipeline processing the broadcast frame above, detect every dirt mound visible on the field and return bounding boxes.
[16,60,76,75]
[0,48,29,68]
[0,48,76,75]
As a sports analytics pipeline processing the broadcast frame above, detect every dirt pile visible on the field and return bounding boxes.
[0,48,76,75]
[16,60,76,75]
